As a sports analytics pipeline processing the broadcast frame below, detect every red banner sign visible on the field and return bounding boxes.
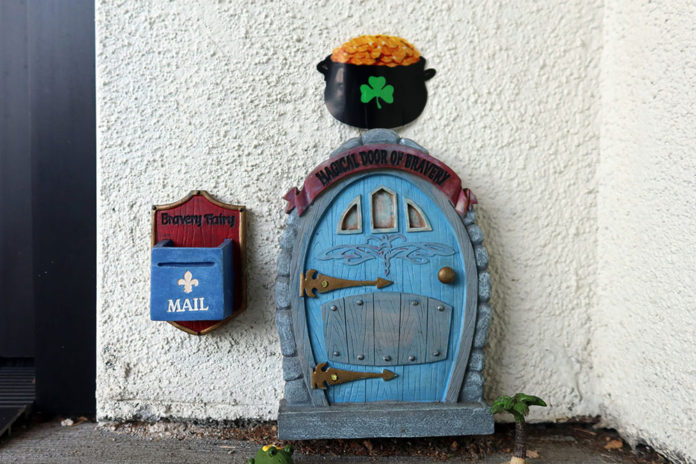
[285,144,476,216]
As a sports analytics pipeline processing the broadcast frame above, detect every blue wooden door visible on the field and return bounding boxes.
[304,173,467,403]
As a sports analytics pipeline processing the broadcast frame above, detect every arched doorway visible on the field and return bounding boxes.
[276,129,492,439]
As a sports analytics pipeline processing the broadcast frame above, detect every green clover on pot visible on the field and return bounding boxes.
[360,76,394,109]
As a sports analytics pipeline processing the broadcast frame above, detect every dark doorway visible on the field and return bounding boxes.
[0,0,96,422]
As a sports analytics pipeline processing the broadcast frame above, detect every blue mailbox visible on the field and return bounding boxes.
[150,239,234,321]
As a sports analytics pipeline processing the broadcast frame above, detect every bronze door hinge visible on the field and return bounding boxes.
[300,269,392,297]
[310,362,397,389]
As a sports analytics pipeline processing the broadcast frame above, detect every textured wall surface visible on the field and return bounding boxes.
[596,2,696,462]
[96,1,601,422]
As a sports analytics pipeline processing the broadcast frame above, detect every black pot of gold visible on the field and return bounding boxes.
[317,35,435,129]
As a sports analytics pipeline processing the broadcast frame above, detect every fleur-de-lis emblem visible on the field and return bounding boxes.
[177,270,199,294]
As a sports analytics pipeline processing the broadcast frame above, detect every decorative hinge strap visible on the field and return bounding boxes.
[310,362,397,389]
[300,269,392,297]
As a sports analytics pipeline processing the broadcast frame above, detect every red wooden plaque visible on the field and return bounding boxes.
[152,190,246,335]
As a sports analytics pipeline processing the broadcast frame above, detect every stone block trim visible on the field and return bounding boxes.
[474,245,489,270]
[360,128,400,145]
[460,371,484,402]
[285,378,311,404]
[330,137,361,159]
[478,272,491,303]
[282,356,303,382]
[279,226,297,250]
[398,137,429,154]
[274,277,291,309]
[277,252,292,277]
[468,349,485,372]
[275,129,493,405]
[466,224,484,245]
[464,210,476,225]
[275,309,297,358]
[474,304,492,349]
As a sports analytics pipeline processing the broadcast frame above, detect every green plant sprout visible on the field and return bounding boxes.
[360,76,394,109]
[490,393,547,464]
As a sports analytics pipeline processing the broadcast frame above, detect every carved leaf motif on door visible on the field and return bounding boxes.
[318,233,455,276]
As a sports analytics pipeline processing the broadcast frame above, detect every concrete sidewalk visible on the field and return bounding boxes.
[0,420,663,464]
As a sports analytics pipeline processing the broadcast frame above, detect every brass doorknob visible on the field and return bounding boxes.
[438,266,456,284]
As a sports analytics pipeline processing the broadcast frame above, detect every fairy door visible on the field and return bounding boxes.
[303,172,469,404]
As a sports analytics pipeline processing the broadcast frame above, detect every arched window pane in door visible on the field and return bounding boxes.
[370,186,397,232]
[337,196,362,234]
[405,197,432,232]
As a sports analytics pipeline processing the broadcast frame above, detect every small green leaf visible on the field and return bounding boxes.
[360,84,376,103]
[490,404,505,414]
[515,393,547,407]
[513,401,529,418]
[492,393,546,421]
[380,84,394,104]
[368,75,387,90]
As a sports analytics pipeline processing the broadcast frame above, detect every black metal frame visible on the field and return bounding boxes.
[1,0,96,416]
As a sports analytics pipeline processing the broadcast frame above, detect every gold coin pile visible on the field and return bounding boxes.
[331,35,421,67]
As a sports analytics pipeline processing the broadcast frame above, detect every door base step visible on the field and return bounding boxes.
[278,399,494,439]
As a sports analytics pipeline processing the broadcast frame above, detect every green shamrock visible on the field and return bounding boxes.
[360,76,394,109]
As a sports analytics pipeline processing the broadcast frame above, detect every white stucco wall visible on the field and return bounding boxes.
[96,1,603,424]
[595,2,696,462]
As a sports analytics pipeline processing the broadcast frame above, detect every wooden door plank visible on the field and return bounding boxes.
[398,294,427,365]
[373,293,400,367]
[344,294,374,365]
[426,299,452,363]
[321,299,349,364]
